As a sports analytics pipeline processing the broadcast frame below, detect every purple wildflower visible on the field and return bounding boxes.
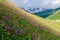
[15,30,20,35]
[14,22,17,26]
[20,30,25,34]
[21,31,25,34]
[5,25,9,30]
[9,28,15,34]
[2,16,8,21]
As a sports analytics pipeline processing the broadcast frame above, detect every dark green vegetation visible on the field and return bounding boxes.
[0,0,60,40]
[33,9,53,18]
[33,7,60,18]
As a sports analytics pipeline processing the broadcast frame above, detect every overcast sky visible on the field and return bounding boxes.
[8,0,60,9]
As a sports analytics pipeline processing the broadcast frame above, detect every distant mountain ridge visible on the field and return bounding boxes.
[33,7,60,18]
[22,7,60,18]
[21,7,60,18]
[33,9,53,18]
[21,7,48,13]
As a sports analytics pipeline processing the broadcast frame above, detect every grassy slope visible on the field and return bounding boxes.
[0,0,60,40]
[46,10,60,20]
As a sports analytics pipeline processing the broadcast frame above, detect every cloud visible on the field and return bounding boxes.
[8,0,60,9]
[52,0,60,5]
[23,0,28,4]
[37,0,60,9]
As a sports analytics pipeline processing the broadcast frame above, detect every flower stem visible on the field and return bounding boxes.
[1,35,4,40]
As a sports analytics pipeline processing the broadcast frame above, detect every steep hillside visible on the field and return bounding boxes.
[0,0,60,40]
[46,10,60,20]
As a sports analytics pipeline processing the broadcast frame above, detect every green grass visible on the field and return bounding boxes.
[0,0,60,40]
[46,10,60,20]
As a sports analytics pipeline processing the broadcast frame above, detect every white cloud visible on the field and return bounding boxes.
[8,0,60,9]
[52,0,60,5]
[23,0,28,4]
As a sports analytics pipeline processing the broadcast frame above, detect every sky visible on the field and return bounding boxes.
[8,0,60,9]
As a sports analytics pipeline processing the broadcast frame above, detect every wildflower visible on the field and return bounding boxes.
[14,22,17,26]
[9,28,15,34]
[21,31,25,34]
[20,30,25,34]
[15,30,20,35]
[2,16,8,21]
[5,25,9,30]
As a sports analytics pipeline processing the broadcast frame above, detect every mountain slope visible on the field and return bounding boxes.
[33,7,60,18]
[0,0,60,40]
[33,9,53,18]
[46,10,60,20]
